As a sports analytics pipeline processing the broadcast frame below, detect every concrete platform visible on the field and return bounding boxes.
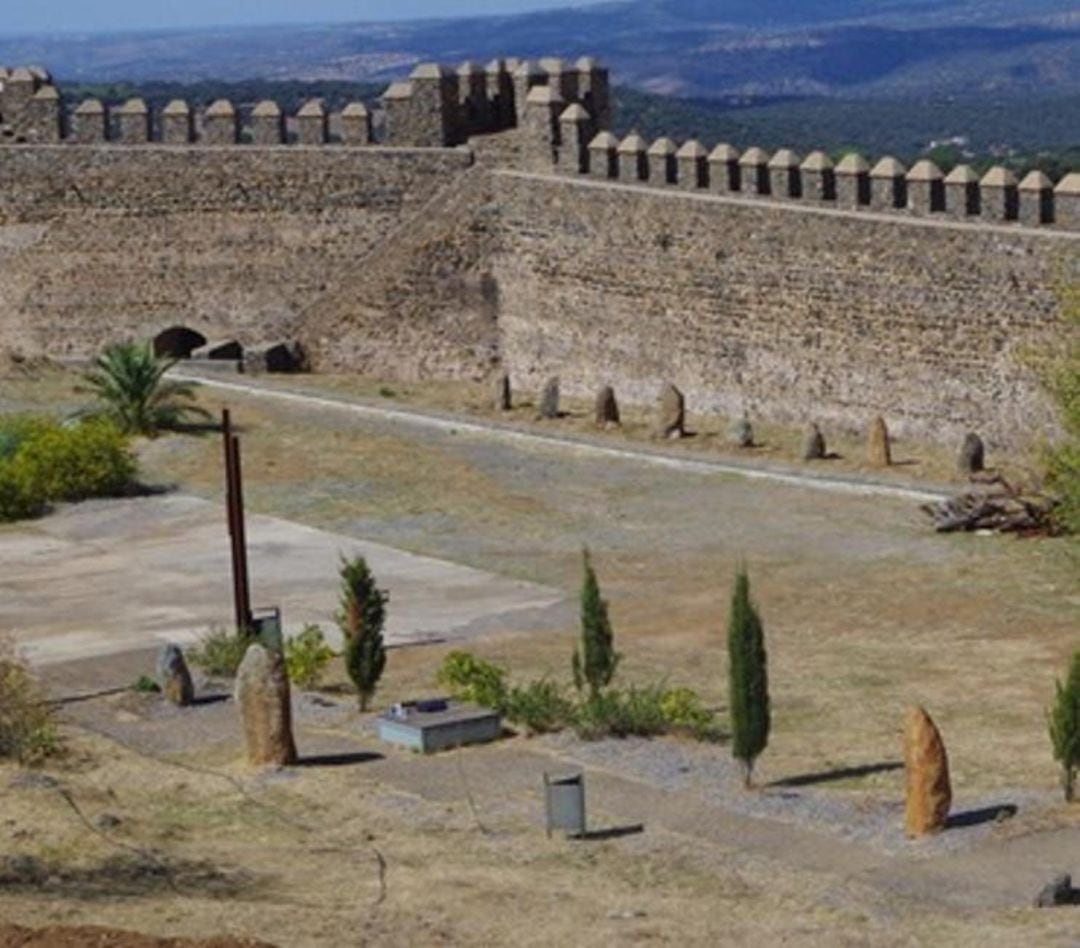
[0,494,569,666]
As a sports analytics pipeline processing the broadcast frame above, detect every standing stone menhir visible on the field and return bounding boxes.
[493,372,512,412]
[235,643,298,768]
[802,423,826,461]
[157,643,194,707]
[538,377,560,420]
[595,385,620,429]
[903,705,952,838]
[867,416,891,467]
[657,384,685,439]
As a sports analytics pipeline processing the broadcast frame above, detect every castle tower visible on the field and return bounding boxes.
[512,61,545,130]
[575,57,611,131]
[523,84,564,167]
[409,63,462,146]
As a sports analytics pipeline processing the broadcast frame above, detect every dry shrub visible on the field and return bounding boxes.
[0,635,62,764]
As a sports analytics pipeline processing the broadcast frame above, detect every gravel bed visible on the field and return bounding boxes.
[540,732,1053,857]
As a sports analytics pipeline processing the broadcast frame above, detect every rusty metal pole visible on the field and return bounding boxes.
[222,409,248,634]
[230,432,253,632]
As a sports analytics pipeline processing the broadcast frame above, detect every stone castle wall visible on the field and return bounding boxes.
[0,56,1077,446]
[488,170,1078,446]
[0,146,477,365]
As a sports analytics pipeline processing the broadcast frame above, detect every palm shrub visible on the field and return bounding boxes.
[1048,649,1080,802]
[80,341,210,436]
[572,549,619,699]
[337,556,388,711]
[727,566,770,789]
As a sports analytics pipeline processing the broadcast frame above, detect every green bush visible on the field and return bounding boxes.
[0,461,46,522]
[1044,285,1079,537]
[16,419,135,502]
[436,651,508,710]
[660,686,722,741]
[0,416,136,523]
[504,679,574,735]
[0,636,62,764]
[188,626,251,677]
[131,675,161,694]
[1048,649,1080,802]
[285,624,336,690]
[572,685,669,741]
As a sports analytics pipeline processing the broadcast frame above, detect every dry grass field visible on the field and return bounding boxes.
[1,362,1078,945]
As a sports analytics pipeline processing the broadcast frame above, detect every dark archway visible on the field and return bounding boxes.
[153,325,207,359]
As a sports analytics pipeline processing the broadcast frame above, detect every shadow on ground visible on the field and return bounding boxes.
[768,761,903,788]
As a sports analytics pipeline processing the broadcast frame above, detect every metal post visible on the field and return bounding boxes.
[230,433,252,631]
[222,409,252,634]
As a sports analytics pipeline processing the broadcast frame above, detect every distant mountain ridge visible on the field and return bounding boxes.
[0,0,1078,100]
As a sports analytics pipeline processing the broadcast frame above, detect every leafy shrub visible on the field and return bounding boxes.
[188,626,251,677]
[0,461,45,522]
[16,419,135,502]
[285,624,336,690]
[0,636,62,764]
[436,651,508,710]
[131,675,161,694]
[0,416,136,523]
[504,679,574,735]
[572,685,669,741]
[660,686,722,740]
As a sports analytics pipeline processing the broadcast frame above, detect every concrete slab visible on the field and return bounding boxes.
[0,494,569,666]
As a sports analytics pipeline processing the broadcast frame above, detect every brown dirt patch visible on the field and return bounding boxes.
[0,924,273,947]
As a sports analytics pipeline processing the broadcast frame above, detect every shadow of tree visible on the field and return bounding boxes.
[297,751,384,768]
[768,761,903,788]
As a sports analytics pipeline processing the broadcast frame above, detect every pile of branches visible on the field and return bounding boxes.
[921,475,1061,536]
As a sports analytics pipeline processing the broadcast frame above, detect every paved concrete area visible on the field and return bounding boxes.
[1,494,569,666]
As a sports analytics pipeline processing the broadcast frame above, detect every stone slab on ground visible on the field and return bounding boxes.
[0,494,569,667]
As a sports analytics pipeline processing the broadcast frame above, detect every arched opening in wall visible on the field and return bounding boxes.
[153,326,207,359]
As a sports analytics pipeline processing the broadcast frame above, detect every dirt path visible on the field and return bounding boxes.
[170,370,949,503]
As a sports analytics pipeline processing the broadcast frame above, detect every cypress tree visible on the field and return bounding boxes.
[1048,649,1080,802]
[727,566,770,789]
[336,555,388,712]
[573,549,619,699]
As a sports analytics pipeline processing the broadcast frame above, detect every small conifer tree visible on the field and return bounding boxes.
[572,549,619,699]
[336,556,388,711]
[727,566,770,789]
[1048,649,1080,802]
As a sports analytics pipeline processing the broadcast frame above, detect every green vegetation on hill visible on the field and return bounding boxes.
[614,86,1080,172]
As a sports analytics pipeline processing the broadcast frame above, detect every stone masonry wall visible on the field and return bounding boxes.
[489,171,1079,447]
[0,145,473,360]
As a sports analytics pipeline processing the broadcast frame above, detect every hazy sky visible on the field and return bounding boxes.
[5,1,609,35]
